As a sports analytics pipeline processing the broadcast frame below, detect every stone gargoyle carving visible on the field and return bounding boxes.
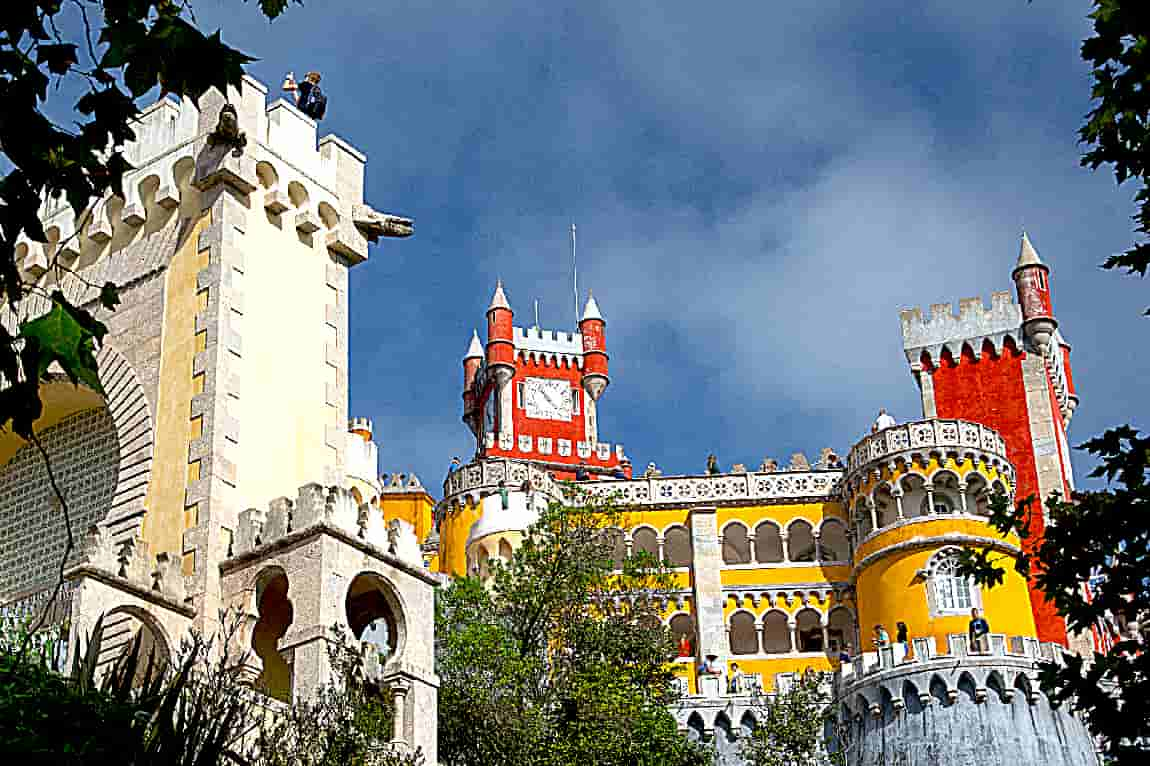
[207,103,247,153]
[352,204,414,240]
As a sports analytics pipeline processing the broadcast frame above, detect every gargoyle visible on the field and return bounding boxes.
[207,103,247,153]
[353,203,414,240]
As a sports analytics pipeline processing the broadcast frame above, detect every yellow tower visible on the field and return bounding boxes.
[844,418,1037,654]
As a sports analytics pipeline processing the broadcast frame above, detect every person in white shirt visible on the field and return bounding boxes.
[873,408,897,432]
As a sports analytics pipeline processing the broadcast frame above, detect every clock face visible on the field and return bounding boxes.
[523,377,573,421]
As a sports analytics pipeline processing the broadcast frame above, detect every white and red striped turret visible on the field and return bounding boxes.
[461,330,484,435]
[579,291,609,401]
[485,281,516,389]
[1013,232,1057,353]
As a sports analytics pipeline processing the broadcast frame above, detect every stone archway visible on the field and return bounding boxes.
[346,572,406,664]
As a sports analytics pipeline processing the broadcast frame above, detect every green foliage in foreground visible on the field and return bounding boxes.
[435,492,710,766]
[0,613,420,765]
[740,670,843,766]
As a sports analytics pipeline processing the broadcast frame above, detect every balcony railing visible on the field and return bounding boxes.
[847,419,1009,475]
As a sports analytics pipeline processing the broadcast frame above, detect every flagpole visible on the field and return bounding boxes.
[572,223,578,324]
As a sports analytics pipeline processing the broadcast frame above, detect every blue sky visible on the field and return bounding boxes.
[64,2,1150,490]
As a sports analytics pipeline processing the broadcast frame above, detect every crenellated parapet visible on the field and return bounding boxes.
[900,292,1022,368]
[13,75,411,296]
[69,525,190,610]
[231,483,422,568]
[834,634,1097,766]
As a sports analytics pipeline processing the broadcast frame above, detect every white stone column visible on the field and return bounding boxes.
[813,532,823,562]
[780,530,790,562]
[925,484,935,515]
[957,483,968,513]
[912,362,938,419]
[687,508,729,660]
[788,621,799,653]
[893,490,905,520]
[390,679,411,745]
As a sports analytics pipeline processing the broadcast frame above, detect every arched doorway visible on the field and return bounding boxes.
[252,569,294,702]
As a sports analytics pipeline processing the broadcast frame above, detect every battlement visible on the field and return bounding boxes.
[349,417,374,434]
[231,483,422,567]
[900,291,1023,365]
[68,525,188,610]
[17,75,410,286]
[513,325,583,359]
[380,472,426,493]
[831,632,1097,766]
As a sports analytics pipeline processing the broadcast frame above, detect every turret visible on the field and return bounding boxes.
[462,330,484,435]
[1012,232,1056,353]
[485,281,516,388]
[578,291,609,401]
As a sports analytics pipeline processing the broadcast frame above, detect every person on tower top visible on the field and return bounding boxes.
[283,70,328,121]
[575,463,590,482]
[706,454,720,475]
[872,408,897,433]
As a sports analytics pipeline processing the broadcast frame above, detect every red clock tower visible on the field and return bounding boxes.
[460,282,628,480]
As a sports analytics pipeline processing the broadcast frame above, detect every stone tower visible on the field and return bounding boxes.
[899,233,1078,644]
[2,77,436,761]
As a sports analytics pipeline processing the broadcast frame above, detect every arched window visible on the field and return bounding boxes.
[787,520,815,562]
[669,613,695,655]
[926,548,980,616]
[754,522,783,563]
[819,520,848,562]
[795,608,823,652]
[631,527,658,558]
[499,538,514,561]
[722,523,751,564]
[920,492,956,515]
[827,607,855,653]
[663,526,692,568]
[762,611,791,654]
[729,612,759,655]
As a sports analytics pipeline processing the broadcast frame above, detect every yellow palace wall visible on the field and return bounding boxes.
[852,517,1037,649]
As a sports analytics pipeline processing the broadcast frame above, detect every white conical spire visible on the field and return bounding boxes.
[464,329,483,360]
[1017,231,1043,269]
[488,280,511,312]
[580,290,603,322]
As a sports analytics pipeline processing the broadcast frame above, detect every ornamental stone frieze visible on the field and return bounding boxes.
[846,418,1013,491]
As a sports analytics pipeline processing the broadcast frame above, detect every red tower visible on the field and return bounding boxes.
[460,284,627,479]
[900,233,1078,645]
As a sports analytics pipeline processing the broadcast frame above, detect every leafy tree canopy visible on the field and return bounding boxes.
[435,492,710,766]
[1080,0,1150,308]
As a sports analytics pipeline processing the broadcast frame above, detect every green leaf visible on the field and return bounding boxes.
[19,297,106,393]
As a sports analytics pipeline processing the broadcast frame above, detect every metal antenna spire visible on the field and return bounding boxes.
[571,223,578,326]
[534,298,540,329]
